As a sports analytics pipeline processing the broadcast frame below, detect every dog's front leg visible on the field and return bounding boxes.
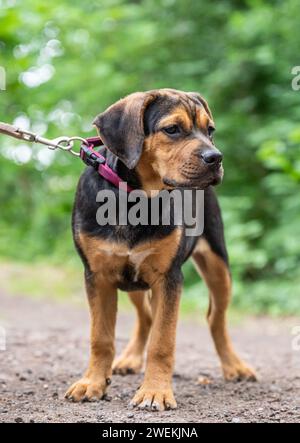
[65,274,117,402]
[130,278,181,411]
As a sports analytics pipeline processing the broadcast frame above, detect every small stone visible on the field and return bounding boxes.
[15,417,23,423]
[196,376,212,386]
[232,417,241,423]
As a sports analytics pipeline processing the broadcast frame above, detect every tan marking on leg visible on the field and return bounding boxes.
[130,281,181,411]
[65,276,117,402]
[113,290,152,375]
[193,238,257,382]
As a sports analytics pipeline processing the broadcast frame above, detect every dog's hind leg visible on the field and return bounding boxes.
[113,291,152,375]
[192,238,257,382]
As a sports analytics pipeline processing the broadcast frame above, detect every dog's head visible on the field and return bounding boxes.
[93,89,223,191]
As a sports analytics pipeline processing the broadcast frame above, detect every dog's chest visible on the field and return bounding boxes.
[79,229,181,289]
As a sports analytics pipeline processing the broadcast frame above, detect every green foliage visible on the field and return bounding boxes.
[0,0,300,314]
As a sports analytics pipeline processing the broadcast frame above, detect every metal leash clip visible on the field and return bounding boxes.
[0,121,90,157]
[15,129,88,157]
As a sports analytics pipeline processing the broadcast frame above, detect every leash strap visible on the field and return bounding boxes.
[0,120,132,193]
[0,122,26,140]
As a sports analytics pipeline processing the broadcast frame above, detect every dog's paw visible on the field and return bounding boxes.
[130,384,177,411]
[65,376,109,402]
[222,359,257,382]
[113,354,143,375]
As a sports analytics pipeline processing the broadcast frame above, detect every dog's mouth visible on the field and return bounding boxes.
[163,165,224,190]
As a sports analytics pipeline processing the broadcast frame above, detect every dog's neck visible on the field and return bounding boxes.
[135,156,166,195]
[105,149,140,190]
[106,149,165,196]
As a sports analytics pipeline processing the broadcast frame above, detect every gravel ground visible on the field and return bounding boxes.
[0,291,299,423]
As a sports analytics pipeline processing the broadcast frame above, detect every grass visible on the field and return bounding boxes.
[1,259,298,320]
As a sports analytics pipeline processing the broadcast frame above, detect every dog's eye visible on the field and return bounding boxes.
[208,125,215,138]
[163,125,181,135]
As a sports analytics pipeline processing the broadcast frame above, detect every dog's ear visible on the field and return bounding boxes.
[93,92,158,169]
[187,92,213,120]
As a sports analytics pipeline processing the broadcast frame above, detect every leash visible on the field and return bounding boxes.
[0,121,132,192]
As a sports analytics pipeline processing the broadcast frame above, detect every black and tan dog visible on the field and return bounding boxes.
[65,89,256,411]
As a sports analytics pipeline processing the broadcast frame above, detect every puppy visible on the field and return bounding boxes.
[65,89,256,411]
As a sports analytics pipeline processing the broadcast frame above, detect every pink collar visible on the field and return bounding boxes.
[80,136,133,193]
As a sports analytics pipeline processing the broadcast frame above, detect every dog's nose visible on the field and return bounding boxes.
[201,149,223,165]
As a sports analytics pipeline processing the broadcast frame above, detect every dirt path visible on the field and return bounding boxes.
[0,292,299,423]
